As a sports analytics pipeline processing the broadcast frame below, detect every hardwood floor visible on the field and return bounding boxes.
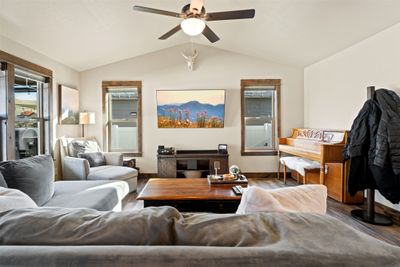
[123,177,400,247]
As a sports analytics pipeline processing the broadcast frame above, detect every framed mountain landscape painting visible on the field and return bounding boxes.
[156,90,225,128]
[58,85,80,125]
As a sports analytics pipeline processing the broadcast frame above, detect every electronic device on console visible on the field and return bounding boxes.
[218,144,228,154]
[157,145,175,155]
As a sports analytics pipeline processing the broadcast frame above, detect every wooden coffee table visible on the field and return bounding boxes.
[137,178,243,213]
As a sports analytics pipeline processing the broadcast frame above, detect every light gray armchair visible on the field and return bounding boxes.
[58,137,137,192]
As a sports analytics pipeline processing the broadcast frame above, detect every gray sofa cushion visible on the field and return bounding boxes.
[1,206,400,267]
[0,187,38,213]
[78,152,106,167]
[88,166,138,181]
[43,180,128,211]
[0,171,7,187]
[0,155,54,206]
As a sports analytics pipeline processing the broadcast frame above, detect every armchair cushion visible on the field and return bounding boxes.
[68,139,100,157]
[0,155,54,206]
[78,152,106,167]
[103,152,123,166]
[88,166,137,181]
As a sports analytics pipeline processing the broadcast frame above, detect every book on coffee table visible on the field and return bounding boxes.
[207,174,248,185]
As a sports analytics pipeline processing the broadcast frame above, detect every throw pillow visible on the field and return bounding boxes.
[0,155,55,206]
[78,152,106,167]
[68,139,100,157]
[236,184,327,215]
[0,171,7,188]
[0,187,38,213]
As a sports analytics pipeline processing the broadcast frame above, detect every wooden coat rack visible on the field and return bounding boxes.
[350,86,393,226]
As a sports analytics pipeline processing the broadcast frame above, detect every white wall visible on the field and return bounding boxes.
[304,23,400,128]
[0,35,81,139]
[80,44,303,174]
[304,23,400,210]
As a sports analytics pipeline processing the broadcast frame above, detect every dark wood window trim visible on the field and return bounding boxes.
[0,50,53,160]
[0,50,53,77]
[102,81,143,157]
[240,79,281,156]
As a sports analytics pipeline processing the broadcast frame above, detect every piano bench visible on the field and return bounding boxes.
[279,156,320,184]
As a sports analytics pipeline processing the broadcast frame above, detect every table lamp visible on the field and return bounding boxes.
[79,112,95,137]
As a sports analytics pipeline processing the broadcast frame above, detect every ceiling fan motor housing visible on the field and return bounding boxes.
[182,4,206,18]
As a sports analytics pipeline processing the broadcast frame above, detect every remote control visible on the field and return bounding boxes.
[232,185,243,195]
[236,185,243,193]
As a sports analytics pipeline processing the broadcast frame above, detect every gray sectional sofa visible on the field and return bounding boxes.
[1,155,400,267]
[0,155,129,211]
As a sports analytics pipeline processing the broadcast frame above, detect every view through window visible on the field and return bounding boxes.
[103,81,142,156]
[109,89,138,152]
[241,79,281,155]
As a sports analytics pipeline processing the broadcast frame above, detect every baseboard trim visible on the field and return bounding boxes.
[139,172,282,179]
[242,172,281,178]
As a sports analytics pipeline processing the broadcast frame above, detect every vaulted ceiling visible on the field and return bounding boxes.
[1,0,400,71]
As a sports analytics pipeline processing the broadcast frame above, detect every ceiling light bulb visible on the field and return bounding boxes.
[180,18,205,36]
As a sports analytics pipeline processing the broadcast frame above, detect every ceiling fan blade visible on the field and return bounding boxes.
[190,0,204,14]
[159,25,182,40]
[205,9,255,21]
[133,5,182,18]
[202,25,220,43]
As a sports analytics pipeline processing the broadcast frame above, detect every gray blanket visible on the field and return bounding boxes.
[0,206,399,267]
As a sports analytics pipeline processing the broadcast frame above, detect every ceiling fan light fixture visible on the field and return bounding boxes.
[180,18,205,36]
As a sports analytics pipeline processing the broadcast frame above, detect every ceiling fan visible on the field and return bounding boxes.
[133,0,255,43]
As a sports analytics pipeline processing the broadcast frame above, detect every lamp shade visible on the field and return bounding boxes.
[180,18,205,36]
[79,112,95,125]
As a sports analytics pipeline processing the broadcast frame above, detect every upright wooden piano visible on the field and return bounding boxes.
[279,128,363,204]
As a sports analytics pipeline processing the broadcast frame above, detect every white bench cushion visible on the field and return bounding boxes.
[280,156,320,176]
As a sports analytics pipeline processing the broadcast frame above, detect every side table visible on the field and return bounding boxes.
[123,158,140,172]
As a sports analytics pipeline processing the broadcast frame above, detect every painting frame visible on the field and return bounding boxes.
[58,85,80,125]
[156,89,226,128]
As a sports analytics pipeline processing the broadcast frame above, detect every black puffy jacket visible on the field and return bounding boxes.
[374,89,400,173]
[344,89,400,204]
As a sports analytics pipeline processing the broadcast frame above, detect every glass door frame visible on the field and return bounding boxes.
[0,50,53,161]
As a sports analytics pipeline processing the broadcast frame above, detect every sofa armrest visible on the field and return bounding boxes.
[63,156,90,180]
[103,152,123,166]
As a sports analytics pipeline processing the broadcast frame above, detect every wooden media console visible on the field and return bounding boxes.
[157,150,229,178]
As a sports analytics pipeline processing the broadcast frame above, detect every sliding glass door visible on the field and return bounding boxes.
[0,53,52,161]
[13,69,51,159]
